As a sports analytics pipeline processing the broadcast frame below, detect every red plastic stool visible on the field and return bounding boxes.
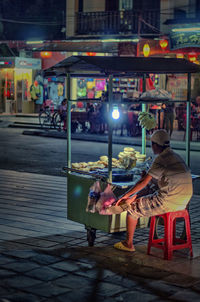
[147,209,193,260]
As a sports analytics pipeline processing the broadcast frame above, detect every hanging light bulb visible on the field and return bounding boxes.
[112,105,120,120]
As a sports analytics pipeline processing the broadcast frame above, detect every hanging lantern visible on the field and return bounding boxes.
[176,53,184,59]
[86,52,96,56]
[143,43,150,57]
[40,51,52,59]
[188,52,197,62]
[159,39,168,50]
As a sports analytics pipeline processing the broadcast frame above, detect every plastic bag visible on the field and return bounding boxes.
[86,180,116,215]
[96,183,116,215]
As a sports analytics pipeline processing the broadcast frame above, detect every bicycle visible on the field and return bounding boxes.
[52,111,65,131]
[39,106,57,129]
[53,111,79,132]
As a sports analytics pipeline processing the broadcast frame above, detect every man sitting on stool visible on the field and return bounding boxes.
[106,129,193,252]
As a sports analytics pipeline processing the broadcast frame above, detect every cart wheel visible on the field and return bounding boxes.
[86,228,96,247]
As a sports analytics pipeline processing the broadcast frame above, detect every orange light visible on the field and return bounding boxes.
[143,43,150,57]
[40,51,52,58]
[176,53,184,59]
[188,52,197,62]
[159,39,168,50]
[86,52,96,56]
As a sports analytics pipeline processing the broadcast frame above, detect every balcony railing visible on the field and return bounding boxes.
[76,10,160,36]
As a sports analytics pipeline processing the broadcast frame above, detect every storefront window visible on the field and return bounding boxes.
[119,0,133,10]
[15,69,32,102]
[0,69,14,100]
[77,78,106,104]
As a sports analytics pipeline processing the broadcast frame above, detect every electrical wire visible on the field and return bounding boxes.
[0,17,62,26]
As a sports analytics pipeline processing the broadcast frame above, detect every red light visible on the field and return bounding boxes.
[40,51,52,58]
[159,39,168,50]
[188,52,197,62]
[86,52,96,56]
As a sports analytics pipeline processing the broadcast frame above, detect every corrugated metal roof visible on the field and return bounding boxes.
[45,55,200,76]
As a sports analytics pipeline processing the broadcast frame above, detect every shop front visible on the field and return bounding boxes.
[0,57,41,114]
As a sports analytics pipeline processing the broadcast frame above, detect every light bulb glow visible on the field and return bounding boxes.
[112,107,120,120]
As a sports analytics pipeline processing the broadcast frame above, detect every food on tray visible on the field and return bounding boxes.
[117,148,137,170]
[124,147,135,152]
[112,158,118,162]
[100,156,108,162]
[71,147,147,172]
[71,163,80,169]
[135,153,146,163]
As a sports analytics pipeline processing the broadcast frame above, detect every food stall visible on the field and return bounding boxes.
[46,56,200,246]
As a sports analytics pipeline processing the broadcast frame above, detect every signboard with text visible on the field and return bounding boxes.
[15,57,41,69]
[170,32,200,50]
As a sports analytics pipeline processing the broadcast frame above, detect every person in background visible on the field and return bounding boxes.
[196,96,200,116]
[86,102,95,133]
[106,129,192,252]
[162,102,175,136]
[58,99,67,131]
[30,80,43,113]
[98,91,108,134]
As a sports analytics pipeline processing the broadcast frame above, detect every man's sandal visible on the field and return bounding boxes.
[114,241,135,252]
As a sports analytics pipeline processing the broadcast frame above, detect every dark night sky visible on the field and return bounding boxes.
[0,0,66,40]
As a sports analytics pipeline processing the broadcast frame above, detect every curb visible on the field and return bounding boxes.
[21,129,200,152]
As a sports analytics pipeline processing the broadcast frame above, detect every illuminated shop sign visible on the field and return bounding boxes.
[0,58,41,69]
[15,58,41,69]
[0,60,14,68]
[170,32,200,50]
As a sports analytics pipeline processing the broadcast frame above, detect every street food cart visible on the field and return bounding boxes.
[46,56,200,246]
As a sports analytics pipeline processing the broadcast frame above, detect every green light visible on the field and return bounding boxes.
[26,40,44,44]
[101,38,139,43]
[74,185,82,197]
[172,27,200,32]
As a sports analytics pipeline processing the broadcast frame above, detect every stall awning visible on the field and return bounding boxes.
[44,55,200,77]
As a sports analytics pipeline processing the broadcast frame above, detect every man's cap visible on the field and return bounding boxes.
[151,129,170,147]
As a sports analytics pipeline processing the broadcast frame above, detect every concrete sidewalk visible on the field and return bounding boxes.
[0,169,200,301]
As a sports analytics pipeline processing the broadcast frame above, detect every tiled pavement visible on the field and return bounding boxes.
[0,169,200,301]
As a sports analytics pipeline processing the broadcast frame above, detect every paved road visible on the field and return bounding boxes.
[1,127,200,176]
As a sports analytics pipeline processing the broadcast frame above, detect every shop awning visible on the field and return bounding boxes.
[44,55,200,77]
